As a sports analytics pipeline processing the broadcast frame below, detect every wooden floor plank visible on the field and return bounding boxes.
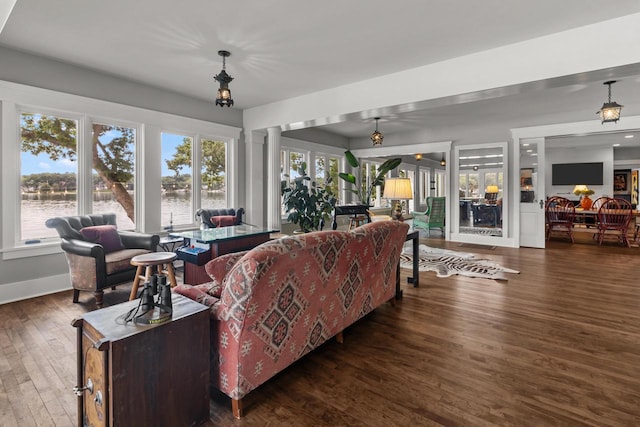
[1,239,640,425]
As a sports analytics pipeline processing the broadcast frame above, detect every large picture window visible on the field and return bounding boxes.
[161,133,194,229]
[20,112,79,241]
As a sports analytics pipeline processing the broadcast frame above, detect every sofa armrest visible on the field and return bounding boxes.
[173,284,220,308]
[118,230,159,250]
[204,251,249,295]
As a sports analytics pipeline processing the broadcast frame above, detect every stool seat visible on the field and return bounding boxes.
[129,252,178,300]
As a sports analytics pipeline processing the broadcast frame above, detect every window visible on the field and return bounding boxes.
[200,138,227,211]
[459,173,479,198]
[161,133,194,229]
[419,168,430,203]
[434,170,446,197]
[20,111,79,241]
[92,122,136,230]
[3,81,241,259]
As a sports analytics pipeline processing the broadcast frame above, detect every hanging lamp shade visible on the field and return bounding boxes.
[371,117,383,146]
[214,50,234,107]
[597,80,622,124]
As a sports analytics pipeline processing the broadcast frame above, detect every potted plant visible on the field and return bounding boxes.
[281,162,337,233]
[338,150,402,207]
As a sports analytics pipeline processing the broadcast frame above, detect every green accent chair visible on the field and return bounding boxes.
[412,197,446,236]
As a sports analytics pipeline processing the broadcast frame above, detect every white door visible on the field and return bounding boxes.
[519,138,546,248]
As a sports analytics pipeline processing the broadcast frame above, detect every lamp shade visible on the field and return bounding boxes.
[383,178,413,200]
[485,185,499,193]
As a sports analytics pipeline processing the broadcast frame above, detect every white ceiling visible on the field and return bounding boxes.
[2,0,640,141]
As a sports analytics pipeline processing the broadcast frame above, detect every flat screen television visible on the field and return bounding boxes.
[551,162,603,186]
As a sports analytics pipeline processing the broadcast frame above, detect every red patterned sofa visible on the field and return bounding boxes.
[173,220,409,418]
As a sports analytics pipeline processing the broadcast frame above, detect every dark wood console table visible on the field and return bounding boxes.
[332,204,371,230]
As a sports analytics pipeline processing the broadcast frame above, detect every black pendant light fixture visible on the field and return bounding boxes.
[214,50,234,107]
[440,155,446,166]
[597,80,623,124]
[371,117,384,146]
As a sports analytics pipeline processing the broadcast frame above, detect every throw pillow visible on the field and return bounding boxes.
[80,225,125,253]
[212,215,237,227]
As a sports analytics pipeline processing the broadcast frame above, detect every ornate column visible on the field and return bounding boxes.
[266,127,282,230]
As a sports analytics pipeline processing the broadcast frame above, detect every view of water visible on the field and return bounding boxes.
[22,191,226,240]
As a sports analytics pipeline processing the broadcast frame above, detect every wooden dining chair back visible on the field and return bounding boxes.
[545,196,576,243]
[597,198,633,247]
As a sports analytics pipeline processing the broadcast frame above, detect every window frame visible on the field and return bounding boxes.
[1,80,240,260]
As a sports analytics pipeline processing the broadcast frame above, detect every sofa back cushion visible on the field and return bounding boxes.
[45,213,118,240]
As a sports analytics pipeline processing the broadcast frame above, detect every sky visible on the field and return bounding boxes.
[21,132,186,177]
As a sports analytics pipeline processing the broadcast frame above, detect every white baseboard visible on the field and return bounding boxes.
[0,273,71,305]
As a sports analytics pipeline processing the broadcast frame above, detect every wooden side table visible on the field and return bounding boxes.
[71,293,210,427]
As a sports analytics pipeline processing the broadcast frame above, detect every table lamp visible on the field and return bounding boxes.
[485,185,499,204]
[383,177,413,220]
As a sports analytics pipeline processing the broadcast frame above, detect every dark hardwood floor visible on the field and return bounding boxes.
[2,238,640,426]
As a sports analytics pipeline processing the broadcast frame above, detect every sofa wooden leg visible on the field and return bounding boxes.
[72,289,80,303]
[232,398,243,419]
[94,290,104,309]
[336,331,344,344]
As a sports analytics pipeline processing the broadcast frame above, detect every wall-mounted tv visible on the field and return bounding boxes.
[552,162,603,186]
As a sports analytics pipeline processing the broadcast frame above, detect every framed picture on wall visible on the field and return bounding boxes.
[520,168,533,188]
[632,170,638,205]
[614,170,631,194]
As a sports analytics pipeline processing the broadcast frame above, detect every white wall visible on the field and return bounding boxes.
[545,146,614,200]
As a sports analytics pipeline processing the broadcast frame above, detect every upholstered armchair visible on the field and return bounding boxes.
[45,213,159,307]
[411,196,445,236]
[196,208,244,228]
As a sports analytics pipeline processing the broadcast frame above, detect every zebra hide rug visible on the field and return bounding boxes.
[400,244,519,281]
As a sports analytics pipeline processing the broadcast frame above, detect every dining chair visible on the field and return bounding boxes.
[545,196,576,243]
[596,198,633,247]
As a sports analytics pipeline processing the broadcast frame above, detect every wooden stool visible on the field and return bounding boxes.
[129,252,178,301]
[348,215,367,231]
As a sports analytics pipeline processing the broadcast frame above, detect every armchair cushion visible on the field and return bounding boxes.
[80,225,125,253]
[211,215,237,228]
[204,250,249,296]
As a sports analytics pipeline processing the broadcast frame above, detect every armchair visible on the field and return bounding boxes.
[45,213,159,308]
[196,208,244,228]
[411,196,445,236]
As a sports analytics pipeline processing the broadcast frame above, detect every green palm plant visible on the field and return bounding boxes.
[338,150,402,206]
[281,162,337,232]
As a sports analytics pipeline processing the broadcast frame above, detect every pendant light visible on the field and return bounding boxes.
[214,50,234,107]
[371,117,384,146]
[597,80,623,124]
[440,155,446,166]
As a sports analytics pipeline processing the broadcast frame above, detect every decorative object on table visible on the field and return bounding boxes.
[412,196,446,236]
[383,177,413,220]
[573,184,595,209]
[45,213,159,308]
[485,185,499,204]
[399,244,519,280]
[281,161,336,232]
[214,50,234,107]
[338,150,401,207]
[370,117,384,146]
[597,80,623,124]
